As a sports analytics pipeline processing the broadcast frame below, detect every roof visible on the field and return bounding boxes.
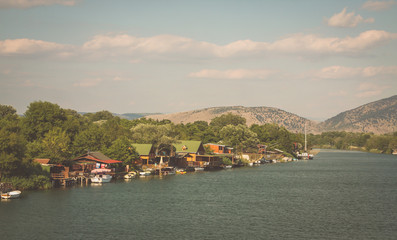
[34,158,50,164]
[204,143,226,147]
[131,144,154,156]
[173,140,203,153]
[175,152,192,158]
[88,152,111,160]
[72,152,122,164]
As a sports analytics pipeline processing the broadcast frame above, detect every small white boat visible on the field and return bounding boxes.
[1,190,21,199]
[139,171,152,176]
[248,162,253,166]
[224,165,232,169]
[124,171,137,179]
[194,167,204,171]
[91,174,112,183]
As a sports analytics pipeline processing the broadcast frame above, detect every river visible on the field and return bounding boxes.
[1,150,397,239]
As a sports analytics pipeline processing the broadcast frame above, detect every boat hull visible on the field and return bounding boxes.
[91,174,112,183]
[124,172,136,179]
[1,190,21,199]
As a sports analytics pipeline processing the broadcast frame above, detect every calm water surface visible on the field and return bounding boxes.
[1,150,397,239]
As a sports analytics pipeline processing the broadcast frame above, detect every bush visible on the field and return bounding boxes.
[3,175,51,190]
[222,157,232,165]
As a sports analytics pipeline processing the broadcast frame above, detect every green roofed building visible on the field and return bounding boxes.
[173,140,205,155]
[172,140,221,169]
[131,144,155,166]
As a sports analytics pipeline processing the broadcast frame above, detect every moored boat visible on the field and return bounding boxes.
[124,171,137,179]
[176,169,187,174]
[139,171,152,176]
[90,169,112,183]
[1,190,22,199]
[91,174,112,183]
[194,167,204,171]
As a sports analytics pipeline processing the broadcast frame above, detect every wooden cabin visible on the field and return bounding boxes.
[70,152,122,175]
[173,141,221,169]
[131,143,156,168]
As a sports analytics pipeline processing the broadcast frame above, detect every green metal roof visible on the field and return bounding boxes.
[173,140,203,153]
[131,144,153,156]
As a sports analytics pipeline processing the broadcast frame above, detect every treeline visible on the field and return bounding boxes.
[2,101,396,190]
[0,101,301,189]
[310,131,397,154]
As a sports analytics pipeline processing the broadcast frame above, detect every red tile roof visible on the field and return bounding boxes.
[72,154,122,164]
[34,159,50,164]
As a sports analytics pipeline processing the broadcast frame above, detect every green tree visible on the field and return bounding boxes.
[210,113,246,129]
[85,110,114,122]
[105,137,138,166]
[131,123,178,155]
[220,124,259,154]
[72,124,110,155]
[22,101,67,141]
[41,127,71,164]
[0,105,27,178]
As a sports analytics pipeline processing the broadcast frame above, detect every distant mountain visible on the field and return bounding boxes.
[146,106,318,133]
[116,113,161,120]
[145,95,397,134]
[319,95,397,134]
[79,112,160,120]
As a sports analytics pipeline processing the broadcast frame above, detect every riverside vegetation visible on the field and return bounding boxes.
[1,101,396,190]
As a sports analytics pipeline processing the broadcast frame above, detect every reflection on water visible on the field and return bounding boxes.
[1,150,397,240]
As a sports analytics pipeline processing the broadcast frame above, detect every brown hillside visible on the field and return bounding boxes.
[146,106,318,133]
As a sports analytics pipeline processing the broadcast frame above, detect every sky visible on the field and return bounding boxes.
[0,0,396,121]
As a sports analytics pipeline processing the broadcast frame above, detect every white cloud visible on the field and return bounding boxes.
[356,82,388,97]
[82,34,218,59]
[73,78,102,87]
[326,8,374,28]
[83,30,397,59]
[313,65,397,79]
[362,0,396,11]
[0,0,77,8]
[189,69,275,80]
[1,30,396,59]
[0,38,71,56]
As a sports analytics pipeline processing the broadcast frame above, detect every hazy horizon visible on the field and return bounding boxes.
[1,0,396,120]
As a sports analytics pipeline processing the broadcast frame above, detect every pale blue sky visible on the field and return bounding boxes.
[1,0,396,120]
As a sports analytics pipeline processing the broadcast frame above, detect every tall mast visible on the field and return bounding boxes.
[304,122,307,152]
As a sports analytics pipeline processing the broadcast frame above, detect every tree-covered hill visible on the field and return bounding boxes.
[146,106,319,134]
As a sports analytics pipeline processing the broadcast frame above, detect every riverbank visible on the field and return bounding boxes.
[2,150,396,240]
[312,145,397,155]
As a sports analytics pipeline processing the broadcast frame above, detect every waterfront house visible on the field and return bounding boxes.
[131,143,156,167]
[173,141,221,169]
[204,143,233,154]
[70,151,122,175]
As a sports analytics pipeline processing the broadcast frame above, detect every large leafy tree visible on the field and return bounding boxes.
[22,101,67,141]
[41,127,71,164]
[210,113,246,128]
[131,123,178,155]
[84,110,114,122]
[220,124,259,154]
[105,137,138,166]
[72,124,110,156]
[0,105,27,178]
